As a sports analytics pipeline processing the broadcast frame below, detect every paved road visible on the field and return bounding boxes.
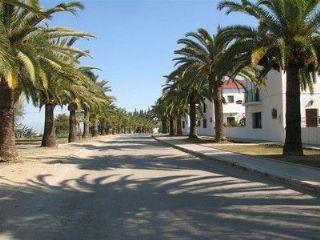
[1,135,320,239]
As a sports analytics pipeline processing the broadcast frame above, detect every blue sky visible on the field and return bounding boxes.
[23,0,254,132]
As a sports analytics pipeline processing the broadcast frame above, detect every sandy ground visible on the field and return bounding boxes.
[0,135,320,239]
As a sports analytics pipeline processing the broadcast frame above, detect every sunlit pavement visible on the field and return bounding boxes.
[1,135,320,239]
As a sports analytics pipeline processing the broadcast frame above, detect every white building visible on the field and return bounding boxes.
[182,81,246,136]
[225,70,320,145]
[181,71,320,145]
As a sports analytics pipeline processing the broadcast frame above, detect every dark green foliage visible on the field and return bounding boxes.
[55,113,69,138]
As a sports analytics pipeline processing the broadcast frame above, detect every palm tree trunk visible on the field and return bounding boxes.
[176,115,182,135]
[68,102,78,143]
[0,80,18,161]
[283,67,303,155]
[189,94,198,139]
[41,103,57,147]
[92,118,99,137]
[82,108,90,138]
[161,117,168,134]
[169,116,175,136]
[213,84,225,142]
[100,120,106,135]
[105,125,110,135]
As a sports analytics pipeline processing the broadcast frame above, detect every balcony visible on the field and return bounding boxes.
[244,89,262,106]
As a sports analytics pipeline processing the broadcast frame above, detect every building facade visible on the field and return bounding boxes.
[225,70,320,145]
[182,81,246,136]
[181,71,320,145]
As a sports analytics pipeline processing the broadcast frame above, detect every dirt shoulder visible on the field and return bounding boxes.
[0,135,117,186]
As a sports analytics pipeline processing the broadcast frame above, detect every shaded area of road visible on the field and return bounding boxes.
[0,135,320,239]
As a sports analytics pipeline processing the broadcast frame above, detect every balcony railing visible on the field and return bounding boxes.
[245,89,261,103]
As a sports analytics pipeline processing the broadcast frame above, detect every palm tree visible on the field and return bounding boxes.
[37,36,93,147]
[175,28,239,142]
[157,69,206,139]
[169,66,207,139]
[161,78,190,136]
[174,29,231,142]
[0,0,84,161]
[153,100,169,134]
[218,0,320,155]
[66,74,109,142]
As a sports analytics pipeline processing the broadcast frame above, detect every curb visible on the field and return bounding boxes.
[152,136,320,197]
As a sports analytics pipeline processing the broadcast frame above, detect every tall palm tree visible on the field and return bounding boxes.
[158,69,206,139]
[174,29,231,142]
[0,0,84,161]
[36,36,93,147]
[66,73,109,142]
[218,0,320,155]
[169,64,208,139]
[153,100,169,134]
[161,77,190,136]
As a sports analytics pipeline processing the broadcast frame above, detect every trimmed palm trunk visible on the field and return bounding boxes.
[68,102,78,143]
[0,80,18,161]
[105,125,110,135]
[161,117,168,134]
[283,66,303,156]
[176,115,182,135]
[213,84,225,142]
[82,107,90,138]
[189,94,198,139]
[169,116,175,136]
[41,103,57,147]
[92,118,99,137]
[100,120,106,135]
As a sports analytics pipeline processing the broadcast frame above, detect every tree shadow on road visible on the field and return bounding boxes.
[0,172,320,240]
[1,135,320,239]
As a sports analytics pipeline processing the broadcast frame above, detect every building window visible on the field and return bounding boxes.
[182,121,185,129]
[306,109,318,127]
[227,95,234,103]
[203,119,207,128]
[236,100,243,104]
[272,109,277,119]
[203,103,207,113]
[210,117,213,123]
[227,117,235,126]
[197,120,201,127]
[252,112,262,129]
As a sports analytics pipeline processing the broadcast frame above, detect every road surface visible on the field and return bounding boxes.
[0,135,320,239]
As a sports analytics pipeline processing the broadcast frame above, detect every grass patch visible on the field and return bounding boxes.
[207,143,320,168]
[16,137,68,146]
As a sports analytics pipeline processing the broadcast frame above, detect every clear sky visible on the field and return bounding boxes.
[23,0,254,132]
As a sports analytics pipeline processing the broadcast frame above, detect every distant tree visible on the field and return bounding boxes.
[14,97,25,125]
[55,114,69,138]
[15,124,37,139]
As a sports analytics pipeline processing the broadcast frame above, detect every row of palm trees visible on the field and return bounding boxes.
[155,0,320,156]
[54,107,156,139]
[101,108,156,135]
[0,0,155,162]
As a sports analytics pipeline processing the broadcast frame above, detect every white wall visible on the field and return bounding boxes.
[182,71,320,146]
[301,128,320,145]
[226,70,320,145]
[244,70,285,142]
[181,115,190,136]
[197,99,215,136]
[197,88,245,136]
[225,127,320,146]
[282,72,320,127]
